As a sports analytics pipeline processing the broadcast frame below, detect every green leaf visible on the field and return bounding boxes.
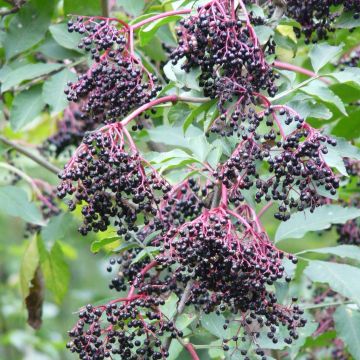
[63,0,101,16]
[332,108,360,140]
[42,69,77,113]
[4,0,55,59]
[163,58,201,91]
[91,237,121,253]
[275,205,360,242]
[322,146,348,176]
[188,135,212,162]
[117,0,145,16]
[335,12,360,29]
[176,313,196,331]
[304,261,360,306]
[183,100,215,133]
[1,63,63,93]
[201,312,225,338]
[297,245,360,262]
[10,85,45,132]
[287,95,332,120]
[159,293,179,319]
[139,15,183,46]
[0,186,45,225]
[254,25,274,45]
[334,306,360,359]
[41,213,74,242]
[39,240,70,304]
[309,43,343,73]
[331,136,360,160]
[20,236,40,300]
[168,103,191,125]
[130,246,159,265]
[300,81,347,115]
[49,23,83,50]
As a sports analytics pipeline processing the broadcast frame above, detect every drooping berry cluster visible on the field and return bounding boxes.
[286,0,360,43]
[336,199,360,245]
[67,297,182,360]
[57,123,170,235]
[42,105,96,157]
[216,123,339,219]
[65,17,161,124]
[155,207,305,348]
[170,0,278,136]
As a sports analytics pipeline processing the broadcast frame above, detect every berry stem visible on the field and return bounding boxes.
[184,343,201,360]
[130,9,192,30]
[120,95,210,127]
[0,162,58,212]
[126,259,158,299]
[273,60,331,85]
[257,201,273,219]
[0,135,60,175]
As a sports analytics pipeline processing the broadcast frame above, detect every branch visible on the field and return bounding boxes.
[131,9,191,30]
[0,135,60,175]
[100,0,109,17]
[273,60,331,85]
[120,95,210,126]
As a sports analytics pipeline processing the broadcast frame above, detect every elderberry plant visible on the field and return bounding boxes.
[0,0,360,360]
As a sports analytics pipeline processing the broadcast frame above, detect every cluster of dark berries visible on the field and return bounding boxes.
[170,0,278,136]
[286,0,360,43]
[42,105,96,157]
[155,207,305,350]
[65,17,161,124]
[216,125,339,219]
[338,45,360,68]
[67,297,181,360]
[336,201,360,245]
[57,124,170,235]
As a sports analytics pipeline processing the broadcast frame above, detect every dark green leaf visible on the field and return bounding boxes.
[275,205,360,242]
[304,261,360,305]
[139,15,183,46]
[39,240,70,304]
[117,0,145,16]
[335,12,360,28]
[0,185,45,225]
[91,237,121,253]
[300,81,347,115]
[332,108,360,140]
[254,25,274,45]
[63,0,101,16]
[49,23,83,50]
[309,43,343,73]
[297,245,360,262]
[1,63,63,92]
[4,0,55,59]
[334,306,360,359]
[42,69,77,113]
[10,85,45,132]
[20,236,40,300]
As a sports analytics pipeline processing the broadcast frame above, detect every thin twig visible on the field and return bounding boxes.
[0,135,60,175]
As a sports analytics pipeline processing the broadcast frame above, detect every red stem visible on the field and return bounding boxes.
[131,9,191,30]
[127,260,158,299]
[184,343,200,360]
[273,60,331,85]
[257,201,273,219]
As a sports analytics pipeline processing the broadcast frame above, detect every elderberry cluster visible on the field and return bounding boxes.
[67,298,182,360]
[57,124,170,235]
[216,127,339,219]
[338,45,360,68]
[170,0,278,136]
[42,105,95,157]
[65,17,161,124]
[155,208,305,350]
[286,0,360,43]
